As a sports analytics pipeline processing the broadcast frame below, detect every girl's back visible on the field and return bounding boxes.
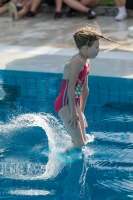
[62,54,86,80]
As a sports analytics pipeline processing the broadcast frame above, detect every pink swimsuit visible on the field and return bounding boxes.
[54,64,90,114]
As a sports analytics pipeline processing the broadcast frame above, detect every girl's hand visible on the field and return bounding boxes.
[68,113,80,129]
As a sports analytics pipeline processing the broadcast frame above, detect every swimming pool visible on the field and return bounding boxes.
[0,69,133,200]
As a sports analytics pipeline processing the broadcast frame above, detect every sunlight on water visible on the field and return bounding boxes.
[98,179,133,193]
[105,115,133,123]
[0,85,5,100]
[10,189,54,196]
[94,131,133,144]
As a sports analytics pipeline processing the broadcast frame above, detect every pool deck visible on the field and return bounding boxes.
[0,11,133,78]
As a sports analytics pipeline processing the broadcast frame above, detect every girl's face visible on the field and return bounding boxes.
[87,40,100,58]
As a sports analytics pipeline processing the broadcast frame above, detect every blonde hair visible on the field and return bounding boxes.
[73,24,120,49]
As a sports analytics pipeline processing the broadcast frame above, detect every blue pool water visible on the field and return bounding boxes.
[0,70,133,200]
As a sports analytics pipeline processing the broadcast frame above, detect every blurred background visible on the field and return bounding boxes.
[0,0,133,51]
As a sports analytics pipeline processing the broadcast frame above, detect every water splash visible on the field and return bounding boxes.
[0,113,72,180]
[0,113,94,180]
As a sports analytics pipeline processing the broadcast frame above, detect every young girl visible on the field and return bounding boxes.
[54,25,119,147]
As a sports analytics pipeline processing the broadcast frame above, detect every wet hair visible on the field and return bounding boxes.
[73,24,120,49]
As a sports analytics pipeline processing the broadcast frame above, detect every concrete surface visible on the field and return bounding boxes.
[0,10,133,77]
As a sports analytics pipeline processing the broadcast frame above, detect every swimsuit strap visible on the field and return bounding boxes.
[64,54,77,67]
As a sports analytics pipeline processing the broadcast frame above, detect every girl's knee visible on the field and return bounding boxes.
[90,0,99,7]
[24,0,32,8]
[81,0,98,7]
[12,0,19,3]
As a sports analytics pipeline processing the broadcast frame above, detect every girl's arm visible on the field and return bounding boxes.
[80,76,89,113]
[67,60,83,128]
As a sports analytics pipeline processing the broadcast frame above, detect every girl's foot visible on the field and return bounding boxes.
[54,12,62,19]
[26,11,36,17]
[115,6,127,21]
[8,2,18,20]
[87,9,96,19]
[115,11,127,21]
[67,8,76,17]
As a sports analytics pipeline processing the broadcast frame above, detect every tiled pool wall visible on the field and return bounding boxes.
[1,70,133,107]
[88,76,133,106]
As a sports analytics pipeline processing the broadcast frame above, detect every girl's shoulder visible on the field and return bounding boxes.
[68,54,84,69]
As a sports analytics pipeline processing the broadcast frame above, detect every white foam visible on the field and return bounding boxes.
[0,113,72,180]
[10,189,54,196]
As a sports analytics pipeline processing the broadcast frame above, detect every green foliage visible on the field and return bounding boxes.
[99,0,115,6]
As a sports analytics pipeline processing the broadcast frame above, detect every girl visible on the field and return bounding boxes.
[54,25,119,147]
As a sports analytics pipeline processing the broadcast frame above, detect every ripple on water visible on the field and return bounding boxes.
[97,178,133,193]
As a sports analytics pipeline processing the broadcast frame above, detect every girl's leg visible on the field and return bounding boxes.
[54,0,63,18]
[63,0,96,19]
[76,104,87,143]
[115,0,126,7]
[30,0,41,12]
[63,0,89,13]
[80,0,98,7]
[20,0,31,6]
[0,0,17,15]
[55,0,63,12]
[17,0,32,18]
[0,3,9,15]
[58,105,86,146]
